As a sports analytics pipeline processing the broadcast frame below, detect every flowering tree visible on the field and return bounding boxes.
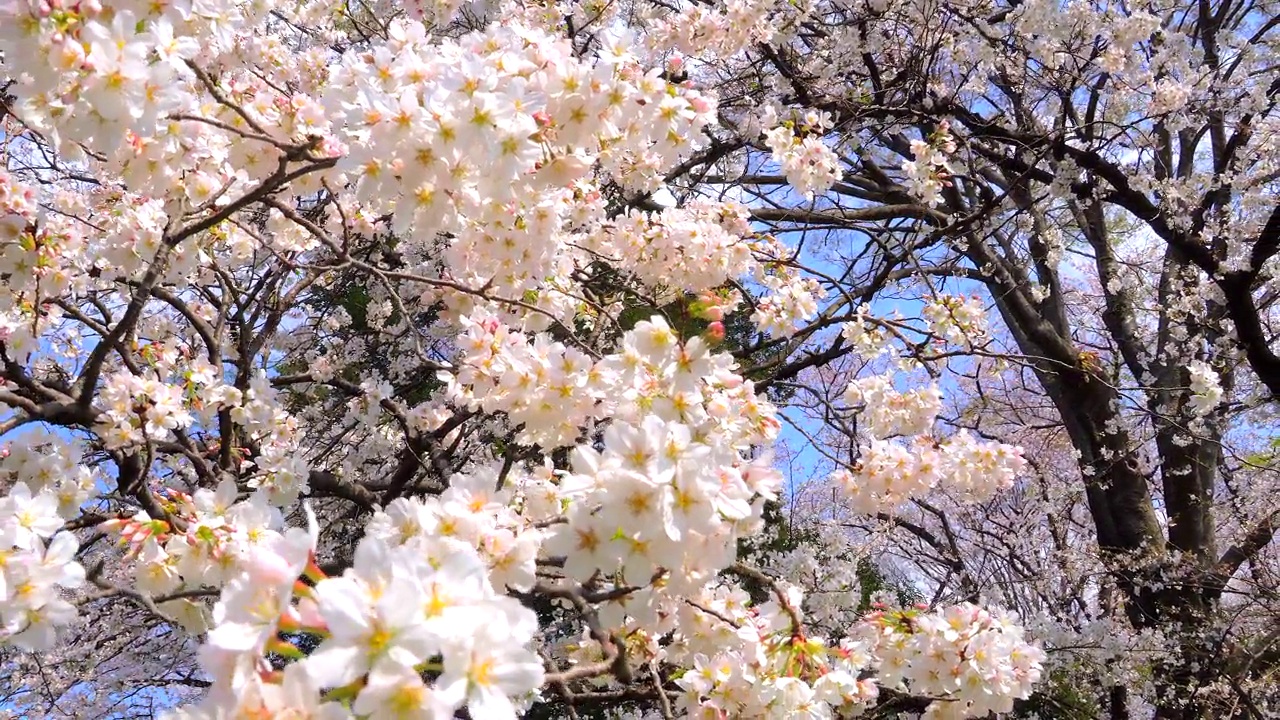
[683,0,1280,716]
[0,0,1275,718]
[0,1,1046,719]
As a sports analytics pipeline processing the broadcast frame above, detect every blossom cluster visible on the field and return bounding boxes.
[901,122,958,206]
[867,603,1045,719]
[669,581,1043,719]
[0,173,85,309]
[232,374,313,506]
[756,522,866,629]
[1,430,98,518]
[1186,360,1223,417]
[0,169,38,238]
[841,306,893,358]
[105,469,541,720]
[366,466,544,593]
[0,0,1055,715]
[764,124,842,200]
[324,19,719,315]
[648,0,781,57]
[752,267,827,337]
[0,482,83,650]
[843,373,944,439]
[922,294,988,347]
[0,0,240,158]
[97,370,195,448]
[103,480,316,631]
[160,503,545,720]
[837,354,1025,513]
[578,201,757,298]
[542,318,784,589]
[444,314,603,448]
[834,432,1028,514]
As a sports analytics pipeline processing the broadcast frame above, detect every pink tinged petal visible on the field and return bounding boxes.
[44,532,79,563]
[297,597,325,627]
[213,478,238,510]
[305,641,367,689]
[314,577,372,640]
[493,653,544,694]
[377,578,424,626]
[392,624,439,663]
[353,533,392,573]
[433,672,469,710]
[490,599,538,644]
[12,619,56,651]
[383,643,426,670]
[316,704,354,720]
[280,663,320,707]
[44,599,77,624]
[658,487,680,541]
[208,621,269,653]
[468,684,517,720]
[243,547,296,586]
[302,501,320,547]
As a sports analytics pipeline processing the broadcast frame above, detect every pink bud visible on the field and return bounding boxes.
[705,321,725,343]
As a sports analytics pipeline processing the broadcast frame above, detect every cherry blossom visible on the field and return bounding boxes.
[17,0,1271,714]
